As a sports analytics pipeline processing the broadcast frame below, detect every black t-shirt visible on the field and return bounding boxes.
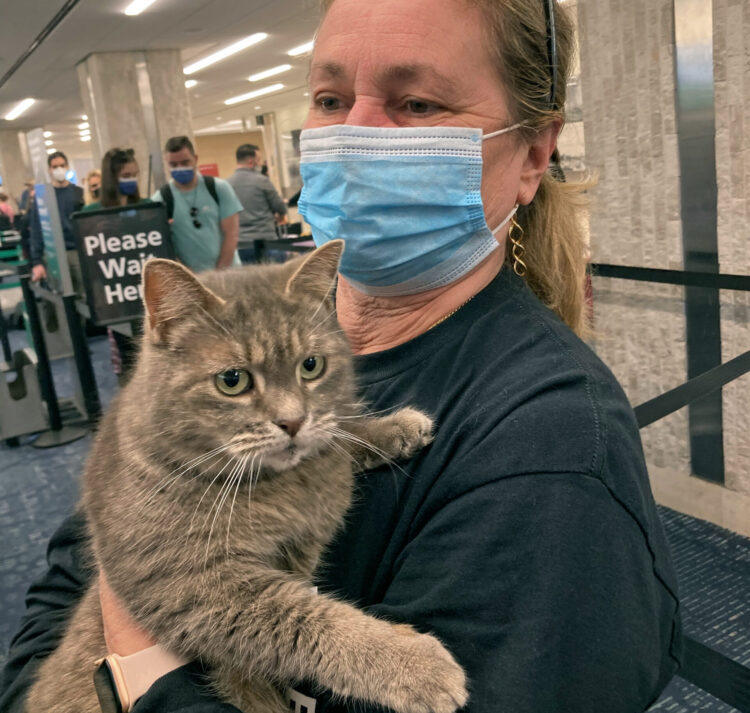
[0,269,681,713]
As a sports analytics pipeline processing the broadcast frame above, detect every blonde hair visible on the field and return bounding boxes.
[86,168,102,204]
[318,0,590,334]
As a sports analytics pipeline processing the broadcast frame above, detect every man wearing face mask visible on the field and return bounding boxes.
[152,135,243,272]
[28,151,85,284]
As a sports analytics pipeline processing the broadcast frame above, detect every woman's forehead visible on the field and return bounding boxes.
[315,0,492,79]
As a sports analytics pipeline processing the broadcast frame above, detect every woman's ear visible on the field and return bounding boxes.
[516,119,562,205]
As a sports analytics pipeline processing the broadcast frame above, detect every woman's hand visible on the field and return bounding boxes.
[99,571,155,656]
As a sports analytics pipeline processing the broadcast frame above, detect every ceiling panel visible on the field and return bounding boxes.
[0,0,320,135]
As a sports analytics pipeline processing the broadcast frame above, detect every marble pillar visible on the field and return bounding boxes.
[76,50,194,195]
[0,129,32,210]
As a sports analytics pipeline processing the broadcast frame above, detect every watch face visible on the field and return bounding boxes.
[93,660,125,713]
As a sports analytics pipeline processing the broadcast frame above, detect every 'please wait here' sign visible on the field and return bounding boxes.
[73,203,175,325]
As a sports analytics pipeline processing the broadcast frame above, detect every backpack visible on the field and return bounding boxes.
[159,175,219,220]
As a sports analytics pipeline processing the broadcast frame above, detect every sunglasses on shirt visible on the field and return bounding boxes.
[190,206,201,229]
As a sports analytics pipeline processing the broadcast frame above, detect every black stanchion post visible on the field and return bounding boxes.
[20,274,63,431]
[62,294,101,423]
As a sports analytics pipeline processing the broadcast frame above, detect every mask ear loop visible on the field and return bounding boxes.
[483,122,526,141]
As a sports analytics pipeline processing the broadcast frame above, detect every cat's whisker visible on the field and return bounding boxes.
[225,454,249,554]
[188,454,236,534]
[197,303,235,341]
[324,426,411,480]
[204,456,248,567]
[141,444,234,507]
[305,270,338,329]
[305,303,338,340]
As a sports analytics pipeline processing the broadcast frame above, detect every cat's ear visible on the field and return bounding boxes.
[142,258,225,344]
[285,240,344,302]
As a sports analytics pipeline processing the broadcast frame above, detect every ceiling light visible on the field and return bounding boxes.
[81,114,88,120]
[224,83,284,106]
[248,64,291,82]
[4,98,35,121]
[184,79,197,89]
[124,0,159,16]
[184,33,268,75]
[44,139,53,146]
[43,130,52,138]
[303,92,309,97]
[254,106,261,110]
[81,135,92,142]
[46,147,57,154]
[80,130,91,137]
[288,40,314,57]
[78,121,89,130]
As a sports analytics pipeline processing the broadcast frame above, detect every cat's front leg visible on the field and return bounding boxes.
[340,408,434,471]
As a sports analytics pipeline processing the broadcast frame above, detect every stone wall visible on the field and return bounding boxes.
[577,0,690,474]
[714,0,750,493]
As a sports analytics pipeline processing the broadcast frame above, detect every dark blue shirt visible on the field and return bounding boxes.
[29,183,84,265]
[0,269,681,713]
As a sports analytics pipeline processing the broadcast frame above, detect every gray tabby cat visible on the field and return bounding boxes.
[26,241,468,713]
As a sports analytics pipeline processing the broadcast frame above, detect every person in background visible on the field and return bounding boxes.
[28,151,84,284]
[18,180,34,213]
[0,191,15,227]
[152,135,242,272]
[85,169,102,205]
[227,143,288,263]
[84,147,150,382]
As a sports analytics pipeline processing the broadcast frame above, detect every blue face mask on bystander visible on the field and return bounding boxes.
[298,123,522,297]
[118,179,138,196]
[171,168,195,185]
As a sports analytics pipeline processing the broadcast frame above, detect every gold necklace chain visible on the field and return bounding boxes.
[427,294,476,331]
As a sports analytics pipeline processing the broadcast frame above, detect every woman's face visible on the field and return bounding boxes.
[118,161,138,181]
[306,0,556,229]
[89,176,101,195]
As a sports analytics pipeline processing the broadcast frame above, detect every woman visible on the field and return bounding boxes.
[84,148,143,212]
[85,169,101,205]
[85,148,149,380]
[0,1,681,712]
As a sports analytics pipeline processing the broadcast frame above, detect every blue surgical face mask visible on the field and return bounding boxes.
[171,168,195,185]
[298,123,523,297]
[118,178,138,196]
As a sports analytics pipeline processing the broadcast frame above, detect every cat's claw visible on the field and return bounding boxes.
[390,407,434,460]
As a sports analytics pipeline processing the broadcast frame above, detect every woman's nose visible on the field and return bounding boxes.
[345,97,399,128]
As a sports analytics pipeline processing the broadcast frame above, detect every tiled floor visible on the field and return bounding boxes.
[0,323,748,712]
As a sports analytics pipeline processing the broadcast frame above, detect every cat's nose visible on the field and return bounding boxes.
[274,418,304,438]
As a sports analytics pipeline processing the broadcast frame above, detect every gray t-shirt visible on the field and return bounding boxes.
[227,167,287,244]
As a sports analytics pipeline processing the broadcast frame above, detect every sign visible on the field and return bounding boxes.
[198,163,220,177]
[73,203,174,325]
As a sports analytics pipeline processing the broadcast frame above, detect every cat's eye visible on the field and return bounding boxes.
[215,369,253,396]
[299,356,326,381]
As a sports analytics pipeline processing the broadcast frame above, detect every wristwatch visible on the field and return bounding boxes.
[93,645,188,713]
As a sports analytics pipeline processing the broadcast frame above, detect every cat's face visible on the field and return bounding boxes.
[136,244,356,475]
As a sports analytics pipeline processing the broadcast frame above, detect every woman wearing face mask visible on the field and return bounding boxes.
[2,2,681,712]
[83,148,149,381]
[84,148,146,212]
[85,169,102,205]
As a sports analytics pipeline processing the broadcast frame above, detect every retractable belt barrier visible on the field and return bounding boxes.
[594,262,750,712]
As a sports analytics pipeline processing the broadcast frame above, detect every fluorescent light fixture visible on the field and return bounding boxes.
[224,83,284,106]
[184,33,268,75]
[78,121,89,130]
[43,130,52,137]
[124,0,159,16]
[184,79,197,89]
[44,139,53,146]
[288,40,314,57]
[4,98,35,121]
[248,64,291,82]
[81,135,92,142]
[82,114,88,120]
[46,147,57,154]
[80,130,91,137]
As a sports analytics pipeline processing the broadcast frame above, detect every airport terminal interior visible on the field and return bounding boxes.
[0,0,749,712]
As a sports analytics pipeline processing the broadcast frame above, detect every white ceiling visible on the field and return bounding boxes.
[0,0,321,157]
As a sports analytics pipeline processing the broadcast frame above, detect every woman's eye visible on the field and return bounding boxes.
[215,369,253,396]
[299,356,326,381]
[317,95,343,112]
[405,98,438,115]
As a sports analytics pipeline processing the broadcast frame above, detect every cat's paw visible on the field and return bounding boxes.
[380,624,468,713]
[389,408,434,460]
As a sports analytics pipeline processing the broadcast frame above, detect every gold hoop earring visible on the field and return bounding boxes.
[509,217,527,277]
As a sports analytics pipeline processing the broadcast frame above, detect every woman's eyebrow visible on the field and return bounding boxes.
[379,63,460,94]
